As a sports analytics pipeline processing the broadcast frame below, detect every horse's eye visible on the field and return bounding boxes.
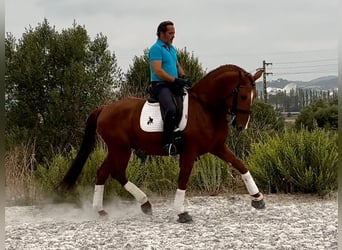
[240,96,247,101]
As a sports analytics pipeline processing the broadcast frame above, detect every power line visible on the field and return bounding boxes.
[269,57,337,78]
[272,63,337,70]
[262,48,336,56]
[198,49,337,58]
[272,70,337,75]
[272,58,337,65]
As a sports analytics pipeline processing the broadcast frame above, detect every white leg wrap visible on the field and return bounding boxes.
[174,189,185,214]
[242,171,259,195]
[93,185,104,211]
[124,181,148,204]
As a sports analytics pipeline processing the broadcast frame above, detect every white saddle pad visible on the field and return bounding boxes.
[140,91,189,132]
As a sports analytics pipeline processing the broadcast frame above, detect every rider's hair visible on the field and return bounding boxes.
[157,21,174,38]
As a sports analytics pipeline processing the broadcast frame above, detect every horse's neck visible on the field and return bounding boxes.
[191,69,239,105]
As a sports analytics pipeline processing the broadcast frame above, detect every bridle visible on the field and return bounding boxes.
[226,71,255,116]
[188,68,256,115]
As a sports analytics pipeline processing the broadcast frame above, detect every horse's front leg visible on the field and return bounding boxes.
[174,153,197,223]
[212,145,265,209]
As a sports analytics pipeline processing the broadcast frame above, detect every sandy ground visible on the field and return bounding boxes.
[5,193,337,250]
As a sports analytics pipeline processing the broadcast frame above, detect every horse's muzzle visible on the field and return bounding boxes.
[231,116,245,131]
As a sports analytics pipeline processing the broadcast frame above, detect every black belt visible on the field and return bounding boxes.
[151,81,167,87]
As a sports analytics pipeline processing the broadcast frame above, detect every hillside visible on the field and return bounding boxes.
[256,75,338,92]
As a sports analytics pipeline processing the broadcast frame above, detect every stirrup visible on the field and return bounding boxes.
[163,143,177,156]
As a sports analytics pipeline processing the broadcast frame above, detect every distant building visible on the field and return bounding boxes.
[267,82,296,96]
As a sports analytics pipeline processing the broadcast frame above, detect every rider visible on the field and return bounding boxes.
[149,20,191,156]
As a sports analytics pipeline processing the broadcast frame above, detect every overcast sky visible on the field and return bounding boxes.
[5,0,338,81]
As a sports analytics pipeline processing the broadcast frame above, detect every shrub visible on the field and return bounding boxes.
[5,143,40,205]
[34,145,240,203]
[189,154,235,195]
[126,155,179,195]
[295,99,338,131]
[248,129,337,196]
[250,100,285,132]
[227,100,284,159]
[35,144,112,201]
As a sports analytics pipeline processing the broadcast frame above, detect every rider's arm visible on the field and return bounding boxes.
[177,61,185,77]
[150,60,176,82]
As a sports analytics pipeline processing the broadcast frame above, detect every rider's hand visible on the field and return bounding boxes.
[180,75,192,88]
[174,76,192,88]
[173,77,188,87]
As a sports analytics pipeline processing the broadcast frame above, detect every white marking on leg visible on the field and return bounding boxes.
[93,185,104,211]
[241,171,259,196]
[124,181,148,204]
[174,189,185,214]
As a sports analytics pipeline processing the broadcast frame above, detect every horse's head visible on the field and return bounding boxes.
[230,69,263,130]
[190,65,263,130]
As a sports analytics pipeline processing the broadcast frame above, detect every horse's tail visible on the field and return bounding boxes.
[57,107,103,192]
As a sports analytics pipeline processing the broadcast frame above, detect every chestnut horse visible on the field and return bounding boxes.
[58,64,265,223]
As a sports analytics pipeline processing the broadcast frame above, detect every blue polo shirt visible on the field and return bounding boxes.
[149,39,178,81]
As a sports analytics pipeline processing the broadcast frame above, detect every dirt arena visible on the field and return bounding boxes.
[5,193,337,249]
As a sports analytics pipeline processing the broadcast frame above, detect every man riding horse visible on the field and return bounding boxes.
[57,21,265,223]
[149,20,191,156]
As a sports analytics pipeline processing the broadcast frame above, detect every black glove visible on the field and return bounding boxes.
[180,75,192,88]
[175,75,192,88]
[173,77,188,87]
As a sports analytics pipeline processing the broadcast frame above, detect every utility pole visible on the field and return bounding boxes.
[262,60,273,103]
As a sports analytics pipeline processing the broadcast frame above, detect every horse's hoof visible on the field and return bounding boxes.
[177,212,193,223]
[98,210,108,216]
[251,199,265,209]
[141,201,153,215]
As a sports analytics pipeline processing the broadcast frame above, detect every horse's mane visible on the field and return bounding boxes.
[199,64,247,83]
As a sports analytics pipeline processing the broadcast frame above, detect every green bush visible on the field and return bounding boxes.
[189,154,234,195]
[248,129,337,196]
[126,155,179,195]
[36,154,70,192]
[249,100,285,132]
[35,128,336,202]
[35,144,108,201]
[35,146,238,202]
[227,100,284,159]
[295,99,338,131]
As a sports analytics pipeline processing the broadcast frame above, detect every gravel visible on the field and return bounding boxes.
[5,193,337,250]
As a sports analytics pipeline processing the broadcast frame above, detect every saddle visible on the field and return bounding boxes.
[139,90,189,133]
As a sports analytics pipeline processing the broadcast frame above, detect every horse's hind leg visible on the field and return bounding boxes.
[109,148,152,215]
[212,145,265,209]
[92,155,112,216]
[93,148,152,215]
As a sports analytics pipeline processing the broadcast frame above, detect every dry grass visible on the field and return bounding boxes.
[5,143,42,205]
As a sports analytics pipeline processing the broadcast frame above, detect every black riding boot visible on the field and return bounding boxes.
[162,114,178,156]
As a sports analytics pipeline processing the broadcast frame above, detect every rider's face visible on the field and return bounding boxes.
[160,25,175,45]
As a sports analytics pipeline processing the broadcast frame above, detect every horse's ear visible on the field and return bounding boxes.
[253,69,264,81]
